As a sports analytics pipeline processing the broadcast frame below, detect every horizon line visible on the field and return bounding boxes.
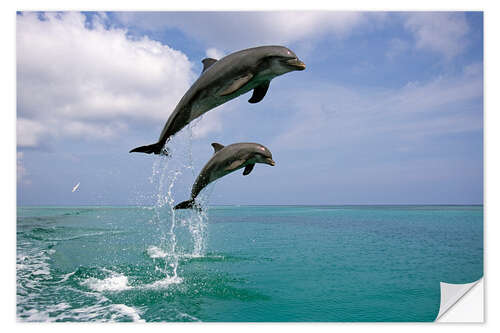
[17,203,484,208]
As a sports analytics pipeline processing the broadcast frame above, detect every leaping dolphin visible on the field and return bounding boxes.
[130,45,305,155]
[174,142,275,210]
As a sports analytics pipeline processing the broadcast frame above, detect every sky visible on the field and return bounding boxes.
[16,11,483,206]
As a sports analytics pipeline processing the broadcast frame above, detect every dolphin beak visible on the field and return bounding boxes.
[266,158,276,166]
[286,58,306,71]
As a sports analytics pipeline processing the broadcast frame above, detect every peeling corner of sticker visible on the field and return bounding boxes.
[435,277,484,322]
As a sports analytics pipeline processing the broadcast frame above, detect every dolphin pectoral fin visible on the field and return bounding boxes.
[211,142,225,153]
[243,164,255,176]
[248,81,270,104]
[201,58,217,73]
[219,73,254,96]
[225,159,245,171]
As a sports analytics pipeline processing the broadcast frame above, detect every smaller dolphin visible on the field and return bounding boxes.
[174,142,276,210]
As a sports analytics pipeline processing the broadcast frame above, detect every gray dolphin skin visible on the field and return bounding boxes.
[130,45,305,155]
[174,142,275,210]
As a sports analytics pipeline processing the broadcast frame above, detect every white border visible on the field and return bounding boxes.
[3,1,496,332]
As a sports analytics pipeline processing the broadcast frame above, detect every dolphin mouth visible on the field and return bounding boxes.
[286,58,306,70]
[266,158,276,166]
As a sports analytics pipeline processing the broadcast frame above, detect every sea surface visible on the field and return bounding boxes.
[17,204,483,322]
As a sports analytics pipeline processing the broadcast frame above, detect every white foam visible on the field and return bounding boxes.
[147,245,168,258]
[18,308,51,322]
[175,310,200,322]
[18,302,72,322]
[32,268,50,275]
[21,288,146,322]
[81,272,131,292]
[46,302,144,322]
[110,304,145,322]
[57,271,76,283]
[17,245,144,322]
[143,276,183,289]
[17,248,52,294]
[51,302,72,312]
[181,253,207,259]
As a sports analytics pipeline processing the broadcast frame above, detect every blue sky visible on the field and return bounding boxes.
[16,11,483,206]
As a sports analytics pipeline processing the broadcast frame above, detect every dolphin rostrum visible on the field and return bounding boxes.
[130,46,305,155]
[174,142,275,209]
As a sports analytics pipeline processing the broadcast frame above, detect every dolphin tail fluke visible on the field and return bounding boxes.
[129,142,165,155]
[174,199,197,210]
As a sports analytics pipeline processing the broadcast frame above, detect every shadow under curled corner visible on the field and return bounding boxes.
[435,278,484,322]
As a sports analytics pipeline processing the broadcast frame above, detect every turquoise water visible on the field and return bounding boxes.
[17,204,483,322]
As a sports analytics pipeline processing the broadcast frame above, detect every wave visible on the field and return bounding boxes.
[78,267,184,292]
[18,262,145,322]
[20,228,124,242]
[18,296,145,322]
[80,270,132,292]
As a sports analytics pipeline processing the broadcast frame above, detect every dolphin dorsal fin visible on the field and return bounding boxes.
[211,143,225,153]
[201,58,217,73]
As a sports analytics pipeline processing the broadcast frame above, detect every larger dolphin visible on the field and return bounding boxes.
[174,142,275,210]
[130,45,305,155]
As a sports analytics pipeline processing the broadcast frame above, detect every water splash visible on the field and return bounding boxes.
[147,130,213,282]
[149,154,181,282]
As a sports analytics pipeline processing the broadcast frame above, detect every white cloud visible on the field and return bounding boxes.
[403,12,470,60]
[16,12,215,148]
[116,11,473,61]
[61,120,129,139]
[17,118,48,147]
[205,48,225,60]
[185,108,223,139]
[272,63,483,150]
[115,11,375,51]
[17,152,30,184]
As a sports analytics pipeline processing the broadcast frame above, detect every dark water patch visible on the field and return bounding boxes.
[19,225,122,243]
[61,208,97,216]
[16,217,59,230]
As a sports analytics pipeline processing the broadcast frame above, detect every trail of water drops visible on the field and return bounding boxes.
[148,131,213,282]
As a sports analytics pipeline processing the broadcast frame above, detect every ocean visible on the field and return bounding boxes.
[16,204,483,322]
